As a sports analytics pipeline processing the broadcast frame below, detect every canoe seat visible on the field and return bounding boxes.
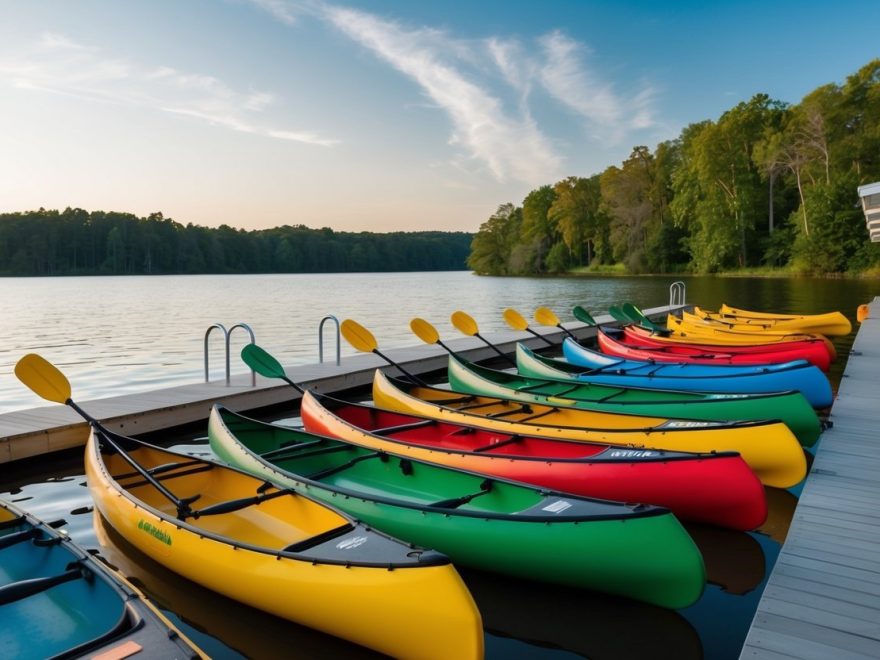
[307,451,384,480]
[0,563,87,606]
[282,523,353,553]
[428,480,493,509]
[371,419,437,436]
[472,435,524,452]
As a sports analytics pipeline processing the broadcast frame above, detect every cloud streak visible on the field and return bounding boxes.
[323,6,563,185]
[308,2,657,183]
[0,32,338,146]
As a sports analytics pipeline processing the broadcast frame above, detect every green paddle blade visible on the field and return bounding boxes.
[503,308,529,331]
[623,302,662,330]
[534,306,561,327]
[608,305,631,323]
[241,344,286,379]
[410,318,440,345]
[572,306,597,326]
[15,353,71,404]
[341,319,379,353]
[451,311,479,337]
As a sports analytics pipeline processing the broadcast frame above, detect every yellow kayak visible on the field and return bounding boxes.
[372,370,806,489]
[710,304,852,336]
[85,428,484,660]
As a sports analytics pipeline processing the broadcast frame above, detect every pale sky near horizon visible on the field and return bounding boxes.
[1,1,878,234]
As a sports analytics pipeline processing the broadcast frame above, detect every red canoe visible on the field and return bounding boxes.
[299,391,767,531]
[600,327,832,371]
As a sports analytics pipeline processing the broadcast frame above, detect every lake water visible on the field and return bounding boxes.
[2,271,875,413]
[1,271,877,659]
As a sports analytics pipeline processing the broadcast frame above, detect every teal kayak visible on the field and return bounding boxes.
[208,404,706,609]
[448,354,821,446]
[0,499,203,660]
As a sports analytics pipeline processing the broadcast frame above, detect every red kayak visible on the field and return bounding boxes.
[602,327,832,371]
[299,391,767,531]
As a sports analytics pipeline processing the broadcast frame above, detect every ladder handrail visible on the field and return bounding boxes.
[319,315,341,366]
[204,323,256,385]
[669,281,686,307]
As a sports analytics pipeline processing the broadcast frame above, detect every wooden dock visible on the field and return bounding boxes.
[1,308,655,463]
[740,296,880,659]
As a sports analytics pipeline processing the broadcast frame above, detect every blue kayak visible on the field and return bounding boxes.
[524,339,834,408]
[0,499,203,660]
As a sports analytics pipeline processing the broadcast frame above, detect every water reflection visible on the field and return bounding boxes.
[460,567,701,660]
[0,444,806,659]
[93,512,380,660]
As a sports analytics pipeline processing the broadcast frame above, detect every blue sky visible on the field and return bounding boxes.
[1,1,878,232]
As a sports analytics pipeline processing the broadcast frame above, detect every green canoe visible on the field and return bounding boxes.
[208,404,706,609]
[447,354,821,446]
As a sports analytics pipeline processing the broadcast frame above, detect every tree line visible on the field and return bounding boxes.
[0,209,472,275]
[468,59,880,276]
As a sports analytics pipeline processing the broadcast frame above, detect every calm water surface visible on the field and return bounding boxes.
[1,272,877,658]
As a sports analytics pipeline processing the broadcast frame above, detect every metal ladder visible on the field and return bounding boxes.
[318,315,341,366]
[669,281,686,307]
[204,323,256,385]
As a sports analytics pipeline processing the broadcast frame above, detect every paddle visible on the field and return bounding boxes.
[339,319,427,385]
[410,318,458,355]
[502,308,557,347]
[450,311,517,367]
[14,353,200,520]
[572,305,599,327]
[622,302,670,335]
[240,344,304,393]
[533,307,579,341]
[16,353,296,522]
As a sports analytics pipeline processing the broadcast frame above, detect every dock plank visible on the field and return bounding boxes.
[741,298,880,659]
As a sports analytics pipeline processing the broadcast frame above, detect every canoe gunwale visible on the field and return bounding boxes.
[212,404,672,524]
[318,389,749,459]
[88,428,450,570]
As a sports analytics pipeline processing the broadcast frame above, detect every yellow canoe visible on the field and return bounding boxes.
[710,304,852,336]
[372,370,806,489]
[85,427,483,660]
[676,310,821,341]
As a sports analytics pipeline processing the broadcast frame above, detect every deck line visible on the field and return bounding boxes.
[740,296,880,659]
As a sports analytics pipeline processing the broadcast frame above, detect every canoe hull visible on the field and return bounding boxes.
[544,341,834,408]
[620,326,833,370]
[85,432,483,660]
[448,353,821,447]
[297,390,768,530]
[0,500,203,660]
[598,328,830,371]
[209,407,707,608]
[716,304,852,336]
[371,370,807,489]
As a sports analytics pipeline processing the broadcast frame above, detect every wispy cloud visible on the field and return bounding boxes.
[322,6,562,185]
[244,0,301,26]
[0,32,338,146]
[539,31,657,139]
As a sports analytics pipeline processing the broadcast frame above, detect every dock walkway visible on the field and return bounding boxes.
[741,296,880,659]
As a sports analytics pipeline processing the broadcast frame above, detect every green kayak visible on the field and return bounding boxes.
[447,354,821,446]
[208,404,706,609]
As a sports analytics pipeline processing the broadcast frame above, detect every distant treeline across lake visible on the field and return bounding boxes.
[0,208,473,275]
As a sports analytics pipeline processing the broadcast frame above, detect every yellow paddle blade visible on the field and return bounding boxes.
[451,311,479,337]
[410,318,440,345]
[534,306,561,327]
[340,319,378,353]
[15,353,71,404]
[503,308,529,331]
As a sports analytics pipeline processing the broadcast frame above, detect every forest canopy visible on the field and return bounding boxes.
[0,209,472,276]
[468,59,880,276]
